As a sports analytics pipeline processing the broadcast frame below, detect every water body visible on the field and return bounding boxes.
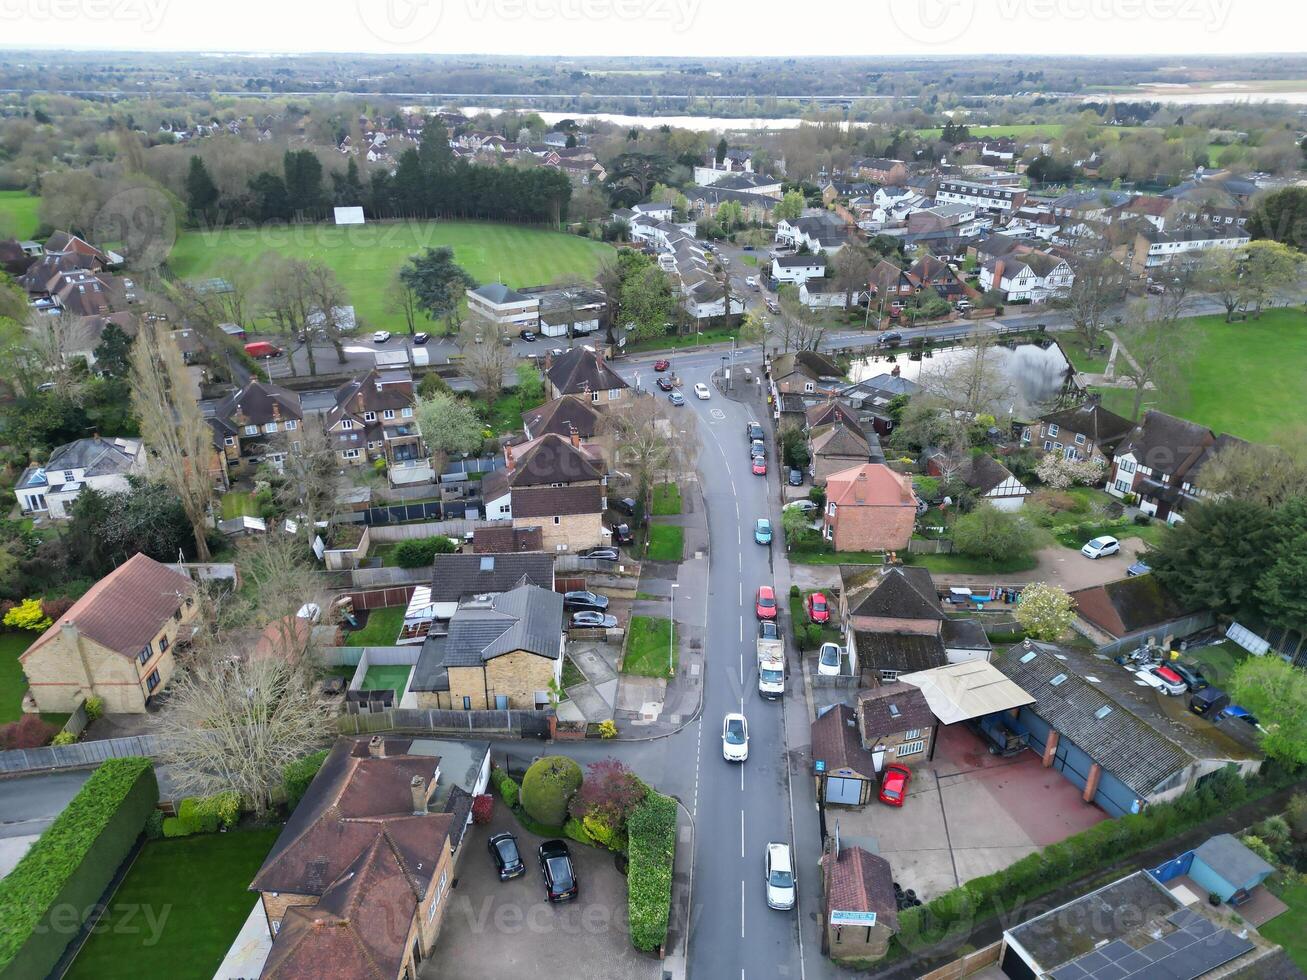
[850,341,1073,417]
[1083,90,1307,106]
[457,106,846,132]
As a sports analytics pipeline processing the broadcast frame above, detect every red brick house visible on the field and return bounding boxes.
[821,464,916,553]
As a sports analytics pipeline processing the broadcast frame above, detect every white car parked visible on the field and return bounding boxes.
[818,642,843,677]
[694,382,711,400]
[1134,667,1169,693]
[722,712,749,762]
[1081,535,1120,559]
[784,499,818,514]
[372,330,392,344]
[765,842,796,910]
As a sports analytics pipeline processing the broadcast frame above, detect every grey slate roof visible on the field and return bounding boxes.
[1038,400,1135,453]
[1193,833,1274,886]
[471,282,531,305]
[546,347,629,396]
[435,583,563,667]
[941,617,991,651]
[854,632,947,674]
[428,553,555,603]
[995,643,1193,797]
[845,566,943,622]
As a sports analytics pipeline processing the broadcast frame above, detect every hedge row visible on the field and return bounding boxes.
[0,756,158,978]
[162,792,240,838]
[627,791,677,953]
[282,749,330,810]
[894,765,1297,953]
[492,768,519,810]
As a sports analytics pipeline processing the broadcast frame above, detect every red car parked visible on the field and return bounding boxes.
[653,359,670,372]
[807,592,830,624]
[755,586,778,620]
[879,764,911,807]
[752,457,767,476]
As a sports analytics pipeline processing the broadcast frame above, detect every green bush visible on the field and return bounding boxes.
[161,816,189,838]
[0,757,157,978]
[282,749,330,809]
[520,756,582,828]
[83,696,104,722]
[628,791,677,952]
[393,536,459,568]
[51,730,76,746]
[497,774,520,810]
[178,797,219,835]
[144,809,165,840]
[564,815,596,847]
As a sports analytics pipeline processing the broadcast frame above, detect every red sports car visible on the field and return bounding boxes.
[656,377,674,391]
[653,359,670,372]
[879,764,911,807]
[807,592,830,624]
[755,586,777,620]
[752,457,767,476]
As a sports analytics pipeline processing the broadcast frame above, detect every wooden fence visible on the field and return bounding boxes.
[918,943,1001,980]
[367,519,492,542]
[348,565,430,588]
[336,708,553,739]
[344,585,418,611]
[0,734,164,774]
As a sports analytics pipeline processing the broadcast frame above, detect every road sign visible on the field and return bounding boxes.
[814,759,826,773]
[830,910,877,927]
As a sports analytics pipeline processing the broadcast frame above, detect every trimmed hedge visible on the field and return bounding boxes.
[497,774,520,810]
[393,536,458,568]
[520,756,582,827]
[894,766,1296,953]
[168,792,242,837]
[282,749,330,809]
[627,791,677,952]
[0,757,158,978]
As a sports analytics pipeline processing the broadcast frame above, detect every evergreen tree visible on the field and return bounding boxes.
[184,155,220,222]
[282,149,324,215]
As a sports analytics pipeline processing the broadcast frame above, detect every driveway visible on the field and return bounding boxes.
[933,538,1150,590]
[422,809,659,980]
[830,724,1106,901]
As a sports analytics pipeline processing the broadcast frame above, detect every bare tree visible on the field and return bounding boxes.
[260,256,319,377]
[917,328,1016,417]
[457,320,513,400]
[604,396,699,517]
[130,318,215,561]
[386,273,422,336]
[273,423,345,539]
[232,531,333,664]
[833,247,874,311]
[777,285,826,352]
[1114,296,1194,421]
[738,310,775,359]
[1195,437,1307,509]
[303,261,350,366]
[1058,251,1125,350]
[157,648,334,817]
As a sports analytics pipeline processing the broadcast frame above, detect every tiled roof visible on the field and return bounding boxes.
[810,422,870,461]
[844,565,942,622]
[506,433,603,487]
[820,846,898,932]
[825,464,914,509]
[1116,411,1214,475]
[854,632,947,674]
[21,554,195,661]
[471,282,532,305]
[1068,575,1193,639]
[211,379,303,429]
[941,617,991,651]
[427,553,554,603]
[471,526,544,554]
[810,704,875,775]
[510,484,604,519]
[545,347,629,396]
[959,454,1017,495]
[858,682,936,738]
[1038,401,1134,452]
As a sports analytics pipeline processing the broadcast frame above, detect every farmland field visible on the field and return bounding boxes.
[166,220,615,333]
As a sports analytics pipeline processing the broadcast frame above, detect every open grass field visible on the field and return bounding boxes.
[345,606,405,646]
[913,123,1071,140]
[1261,879,1307,973]
[361,664,411,692]
[64,828,282,980]
[1091,309,1307,444]
[645,524,684,562]
[0,190,41,239]
[623,616,674,677]
[166,221,614,334]
[651,482,682,516]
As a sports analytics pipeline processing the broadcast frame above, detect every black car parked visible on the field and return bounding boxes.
[563,590,609,612]
[1169,662,1209,692]
[746,422,765,442]
[487,831,525,880]
[539,839,578,902]
[787,468,804,486]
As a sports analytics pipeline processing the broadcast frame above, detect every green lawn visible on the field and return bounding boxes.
[1261,878,1307,972]
[344,606,406,646]
[64,828,282,980]
[361,664,411,692]
[904,552,1040,575]
[167,221,614,335]
[1091,309,1307,443]
[483,386,546,435]
[219,491,259,520]
[0,190,41,239]
[1051,519,1169,551]
[650,482,682,516]
[645,524,684,562]
[1059,338,1111,375]
[738,254,758,266]
[625,326,739,353]
[1184,641,1248,687]
[0,632,31,724]
[623,616,675,677]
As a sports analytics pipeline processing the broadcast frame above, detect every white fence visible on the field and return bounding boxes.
[367,519,493,542]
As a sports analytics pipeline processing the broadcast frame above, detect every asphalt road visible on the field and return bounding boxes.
[0,770,92,840]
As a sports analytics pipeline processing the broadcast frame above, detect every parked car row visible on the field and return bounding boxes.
[487,832,579,903]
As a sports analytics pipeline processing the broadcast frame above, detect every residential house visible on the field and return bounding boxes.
[480,433,607,552]
[800,278,862,309]
[705,172,783,198]
[840,565,942,636]
[771,254,827,285]
[683,185,777,224]
[325,369,430,484]
[979,249,1074,303]
[1068,575,1213,651]
[629,201,676,222]
[552,157,607,185]
[693,147,756,185]
[837,372,920,438]
[856,681,936,768]
[1049,189,1133,223]
[951,453,1030,511]
[15,435,144,519]
[520,284,606,339]
[250,736,473,980]
[1105,410,1216,523]
[868,259,915,303]
[521,394,604,444]
[409,582,564,710]
[408,552,556,635]
[852,158,909,184]
[769,351,845,398]
[1130,225,1250,276]
[776,212,850,254]
[1024,399,1135,463]
[819,847,898,962]
[207,379,305,479]
[821,464,916,554]
[905,203,985,237]
[60,311,136,369]
[467,283,540,330]
[821,179,875,205]
[545,346,630,405]
[808,422,872,486]
[19,554,199,713]
[0,238,34,277]
[1120,194,1177,230]
[905,254,967,301]
[935,179,1026,214]
[810,704,879,807]
[470,526,544,554]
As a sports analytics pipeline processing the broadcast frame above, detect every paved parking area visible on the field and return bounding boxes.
[423,810,659,980]
[832,724,1107,901]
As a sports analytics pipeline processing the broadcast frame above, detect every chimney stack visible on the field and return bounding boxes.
[368,735,385,758]
[504,444,515,472]
[410,775,428,815]
[570,426,581,449]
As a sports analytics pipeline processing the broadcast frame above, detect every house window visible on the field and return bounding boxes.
[590,391,600,402]
[264,423,278,434]
[244,424,259,436]
[146,669,161,692]
[1074,433,1086,445]
[804,382,815,393]
[292,441,301,453]
[344,449,360,460]
[364,411,377,422]
[879,669,899,683]
[553,516,561,525]
[382,410,395,420]
[138,646,151,665]
[903,729,922,741]
[341,419,354,430]
[401,407,413,418]
[63,470,76,483]
[285,419,297,430]
[1115,479,1132,494]
[898,739,925,757]
[223,436,235,446]
[427,870,448,921]
[608,389,619,401]
[462,696,472,710]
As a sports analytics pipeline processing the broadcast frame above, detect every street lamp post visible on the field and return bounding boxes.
[669,583,679,677]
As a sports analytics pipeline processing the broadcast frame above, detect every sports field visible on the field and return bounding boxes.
[166,220,614,333]
[0,190,41,239]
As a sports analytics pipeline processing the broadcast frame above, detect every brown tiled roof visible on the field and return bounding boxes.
[805,401,859,429]
[825,464,914,508]
[959,454,1016,495]
[1038,401,1134,454]
[1116,411,1214,477]
[511,484,603,519]
[507,433,603,487]
[810,704,875,776]
[212,379,303,430]
[472,526,545,553]
[1068,576,1192,639]
[545,347,628,396]
[821,846,898,932]
[522,394,602,440]
[810,423,870,461]
[21,553,196,661]
[858,682,936,739]
[845,566,942,622]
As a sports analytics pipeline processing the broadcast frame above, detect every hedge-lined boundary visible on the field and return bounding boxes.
[893,765,1299,956]
[0,756,158,978]
[627,791,676,953]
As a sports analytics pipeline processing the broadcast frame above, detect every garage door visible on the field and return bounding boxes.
[825,777,863,805]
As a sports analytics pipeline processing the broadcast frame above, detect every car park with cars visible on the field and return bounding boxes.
[1148,665,1187,695]
[487,831,525,880]
[413,332,430,344]
[1169,662,1209,691]
[372,330,392,343]
[1189,687,1230,717]
[518,329,537,341]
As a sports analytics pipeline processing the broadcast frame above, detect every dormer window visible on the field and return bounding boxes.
[364,411,377,422]
[244,424,258,436]
[341,419,354,430]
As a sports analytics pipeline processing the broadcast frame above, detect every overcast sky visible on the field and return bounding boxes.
[0,0,1302,59]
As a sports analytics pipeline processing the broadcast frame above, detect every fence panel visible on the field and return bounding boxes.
[334,708,553,738]
[367,518,493,542]
[348,566,430,588]
[0,733,164,773]
[344,585,418,611]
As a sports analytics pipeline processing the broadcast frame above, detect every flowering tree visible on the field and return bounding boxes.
[1015,583,1077,641]
[1036,453,1108,490]
[569,758,649,850]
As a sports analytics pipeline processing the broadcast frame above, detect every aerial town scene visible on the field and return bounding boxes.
[1,2,1306,978]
